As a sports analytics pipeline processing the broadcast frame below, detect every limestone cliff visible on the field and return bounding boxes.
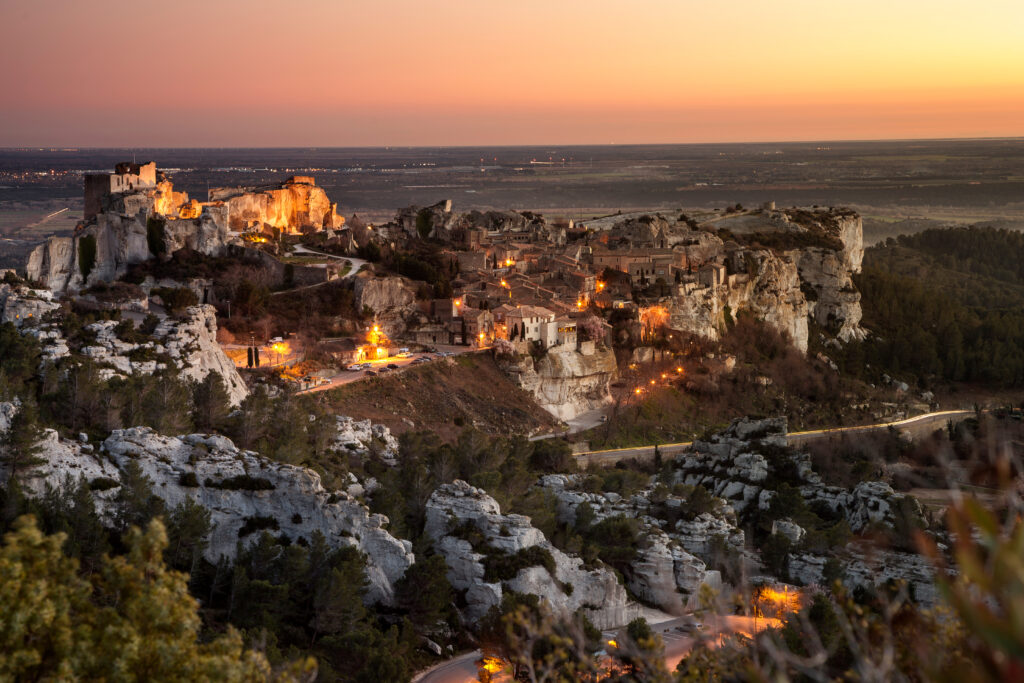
[669,251,810,352]
[26,211,236,293]
[663,207,865,351]
[0,285,247,406]
[424,480,641,628]
[209,176,343,233]
[498,343,617,421]
[0,422,413,605]
[353,273,419,337]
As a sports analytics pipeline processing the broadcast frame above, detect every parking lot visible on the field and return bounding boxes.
[297,346,474,394]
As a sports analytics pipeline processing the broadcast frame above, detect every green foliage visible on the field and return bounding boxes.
[192,373,231,432]
[237,515,279,537]
[0,398,45,483]
[77,234,97,280]
[208,475,276,491]
[0,516,311,681]
[395,553,455,633]
[482,545,557,582]
[152,286,199,314]
[0,322,42,396]
[830,228,1024,386]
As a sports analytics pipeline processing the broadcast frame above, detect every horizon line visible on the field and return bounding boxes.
[3,135,1024,152]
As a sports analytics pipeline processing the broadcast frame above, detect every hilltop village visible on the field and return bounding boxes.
[22,161,868,423]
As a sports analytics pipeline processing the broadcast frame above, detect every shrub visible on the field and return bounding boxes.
[178,472,200,487]
[238,515,280,537]
[205,475,275,491]
[89,477,120,492]
[152,287,198,314]
[482,545,557,582]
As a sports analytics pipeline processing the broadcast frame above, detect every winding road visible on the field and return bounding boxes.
[575,409,974,467]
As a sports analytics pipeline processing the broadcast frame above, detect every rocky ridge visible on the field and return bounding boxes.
[0,413,413,605]
[537,474,730,615]
[0,284,247,405]
[424,480,641,628]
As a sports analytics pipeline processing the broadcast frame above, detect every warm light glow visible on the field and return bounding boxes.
[676,366,684,373]
[500,280,508,288]
[596,281,606,291]
[634,388,642,395]
[480,656,504,674]
[607,639,618,649]
[270,342,290,355]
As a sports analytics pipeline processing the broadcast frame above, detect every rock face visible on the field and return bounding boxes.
[26,211,237,293]
[1,423,413,606]
[538,474,728,615]
[0,283,59,327]
[498,345,617,421]
[669,251,809,352]
[424,480,640,628]
[353,273,419,337]
[795,248,865,342]
[658,207,865,352]
[208,176,343,234]
[789,547,940,605]
[151,306,249,405]
[0,286,247,406]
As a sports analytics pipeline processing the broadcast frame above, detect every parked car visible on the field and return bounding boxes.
[346,364,362,371]
[364,369,377,376]
[413,356,430,364]
[378,367,391,374]
[387,363,399,369]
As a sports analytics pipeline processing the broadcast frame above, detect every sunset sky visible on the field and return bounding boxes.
[1,0,1022,146]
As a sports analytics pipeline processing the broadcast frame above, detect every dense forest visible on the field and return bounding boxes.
[826,227,1024,387]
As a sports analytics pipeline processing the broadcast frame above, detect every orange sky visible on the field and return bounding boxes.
[1,0,1022,146]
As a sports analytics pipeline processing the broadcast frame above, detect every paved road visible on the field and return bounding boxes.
[575,409,975,467]
[530,406,610,441]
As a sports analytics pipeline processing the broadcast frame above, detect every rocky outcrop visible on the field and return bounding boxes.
[498,345,617,421]
[1,425,413,605]
[0,283,59,327]
[209,176,343,234]
[789,547,940,605]
[353,273,419,337]
[538,474,729,615]
[394,200,454,239]
[669,251,810,352]
[1,287,247,406]
[26,211,237,293]
[333,415,401,465]
[795,248,865,341]
[671,417,923,536]
[424,480,640,628]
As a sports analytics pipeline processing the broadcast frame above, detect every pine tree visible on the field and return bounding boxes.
[1,399,45,484]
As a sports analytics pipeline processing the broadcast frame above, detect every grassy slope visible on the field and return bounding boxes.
[322,352,559,442]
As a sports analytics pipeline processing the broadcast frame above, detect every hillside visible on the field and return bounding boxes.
[322,352,560,441]
[830,227,1024,387]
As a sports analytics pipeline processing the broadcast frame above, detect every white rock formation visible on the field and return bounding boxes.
[537,474,729,614]
[0,283,59,327]
[1,424,414,605]
[498,345,617,421]
[26,212,237,293]
[333,415,401,465]
[424,480,640,628]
